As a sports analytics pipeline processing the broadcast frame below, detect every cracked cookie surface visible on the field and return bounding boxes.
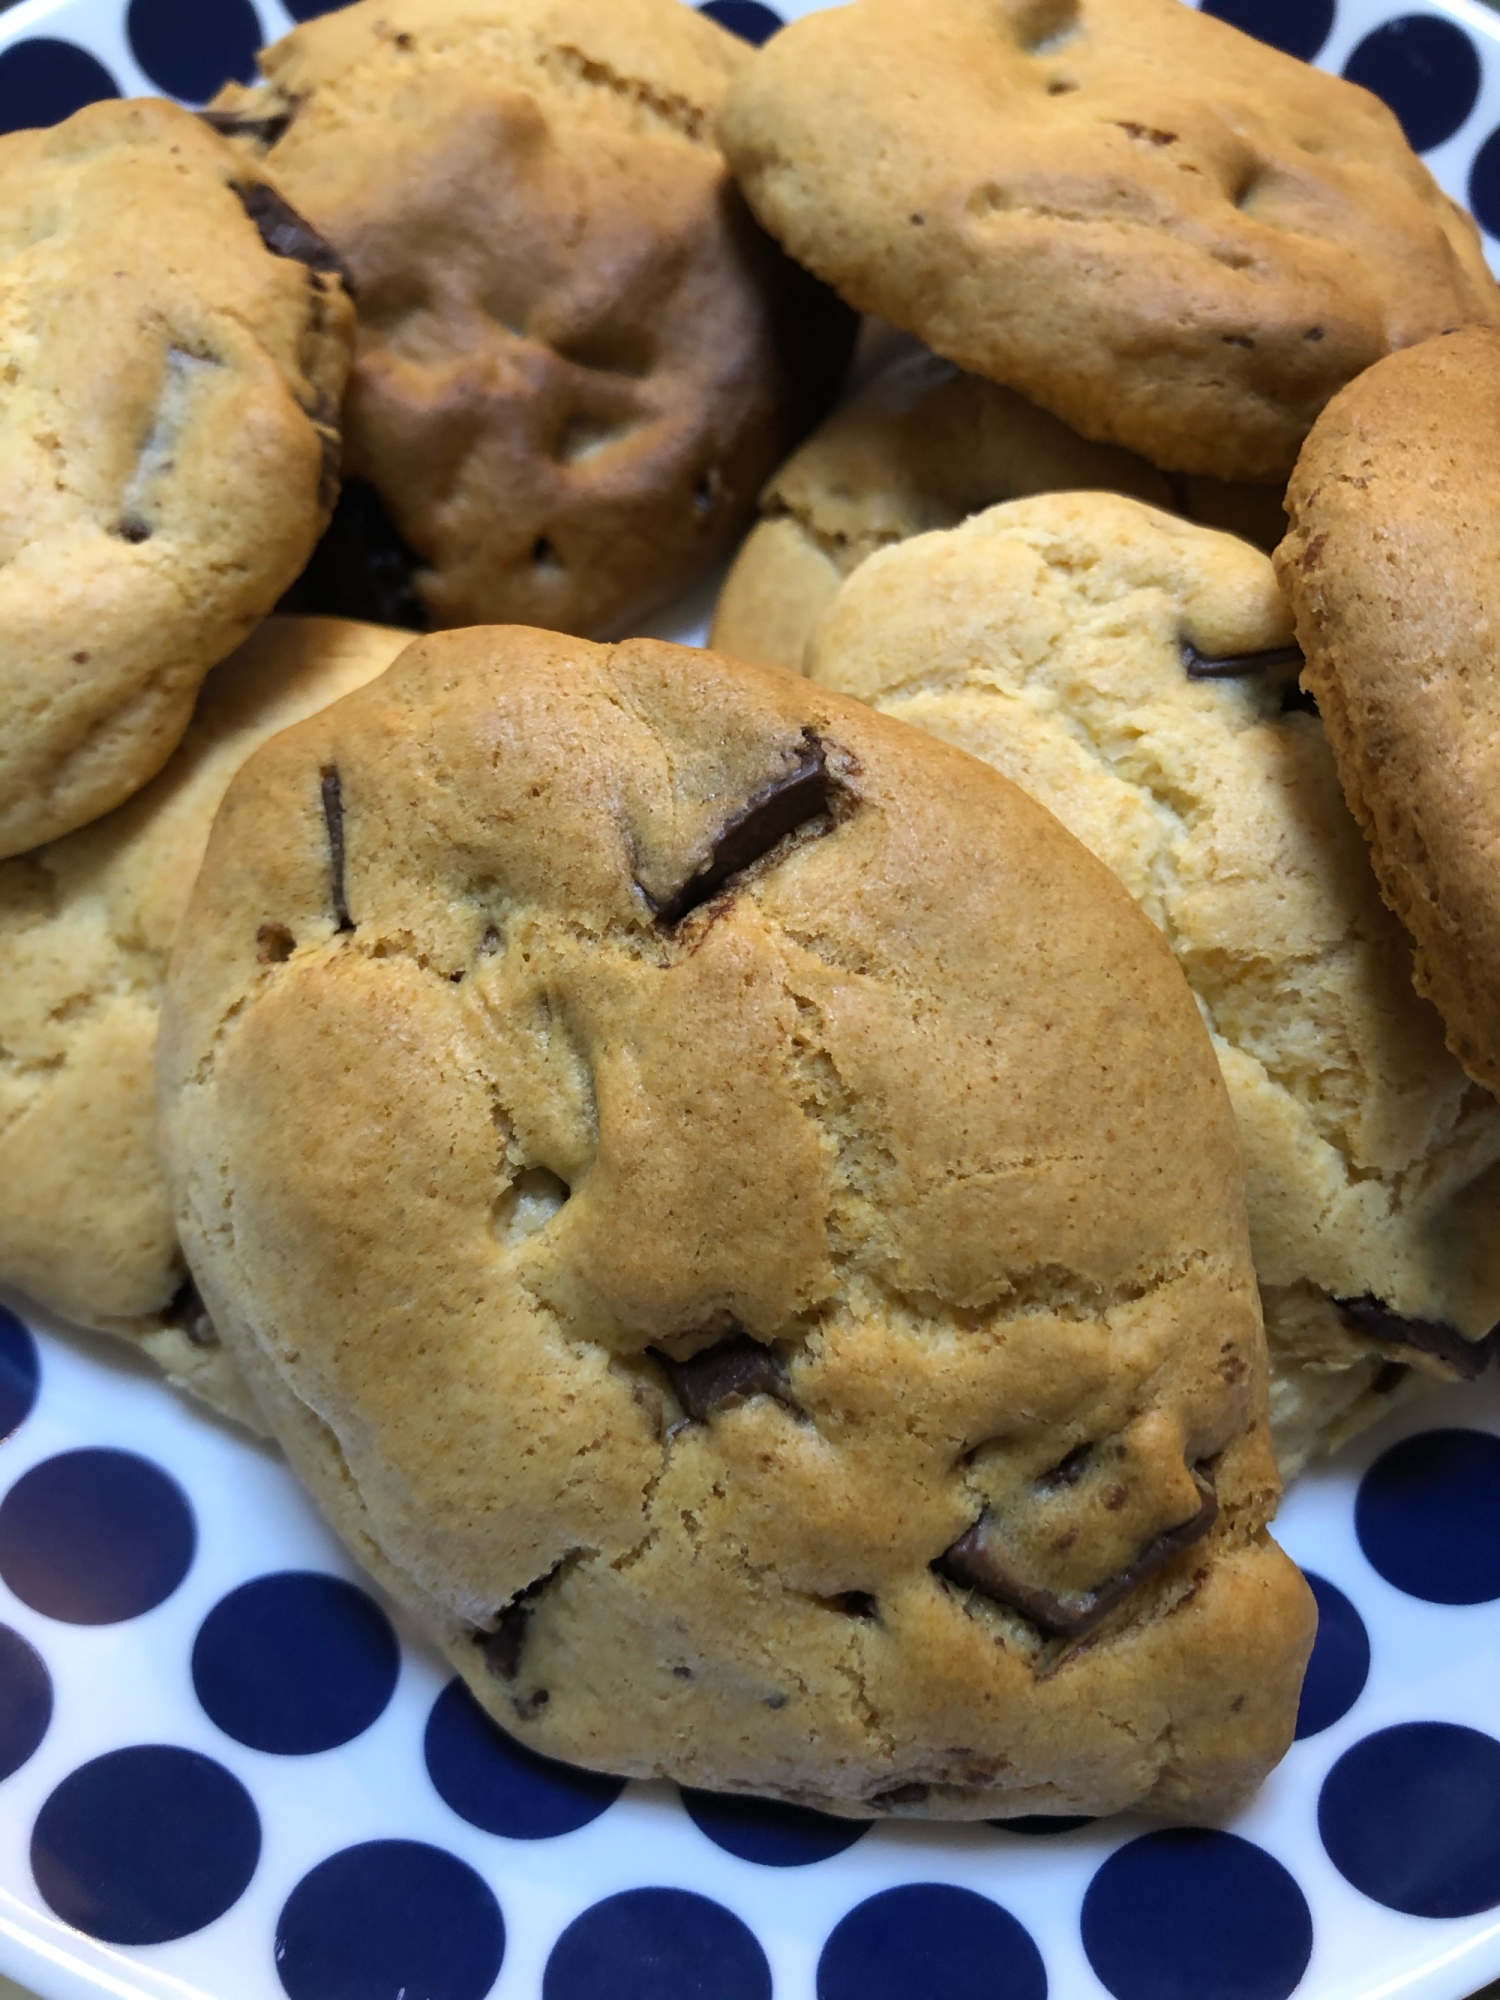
[808,492,1500,1476]
[1277,326,1500,1101]
[711,343,1288,675]
[0,616,410,1426]
[212,0,851,640]
[0,98,356,858]
[717,0,1500,484]
[159,626,1312,1819]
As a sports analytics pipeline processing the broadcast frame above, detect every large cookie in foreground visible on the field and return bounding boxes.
[1276,327,1500,1098]
[808,493,1500,1478]
[0,98,356,859]
[717,0,1500,484]
[0,617,411,1428]
[712,344,1288,674]
[213,0,852,639]
[160,627,1313,1819]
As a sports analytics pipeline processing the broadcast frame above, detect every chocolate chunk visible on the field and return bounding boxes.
[114,515,151,544]
[200,105,297,149]
[479,1560,570,1682]
[936,1469,1219,1641]
[231,180,355,292]
[256,922,296,964]
[650,731,833,927]
[649,1331,792,1423]
[1183,642,1305,679]
[163,1277,218,1349]
[279,481,428,631]
[1334,1294,1499,1381]
[320,765,353,932]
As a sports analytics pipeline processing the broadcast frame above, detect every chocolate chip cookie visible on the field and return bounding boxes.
[0,616,410,1426]
[712,343,1287,674]
[0,98,356,859]
[718,0,1500,484]
[1277,326,1500,1099]
[211,0,852,640]
[160,626,1313,1819]
[808,492,1500,1476]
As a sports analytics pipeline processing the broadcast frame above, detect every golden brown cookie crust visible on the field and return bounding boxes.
[718,0,1500,483]
[1276,326,1500,1098]
[0,617,411,1426]
[807,493,1500,1472]
[0,99,356,858]
[161,625,1312,1819]
[212,0,851,639]
[711,346,1288,673]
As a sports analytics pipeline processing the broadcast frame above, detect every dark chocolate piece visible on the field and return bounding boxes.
[278,481,428,631]
[163,1277,218,1349]
[649,1331,791,1423]
[479,1561,569,1682]
[1183,642,1305,679]
[936,1470,1219,1641]
[231,180,355,291]
[200,105,297,149]
[256,922,296,963]
[115,515,151,544]
[320,765,353,932]
[649,731,832,927]
[1334,1294,1499,1382]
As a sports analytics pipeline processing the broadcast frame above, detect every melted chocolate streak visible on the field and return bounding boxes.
[230,179,357,293]
[320,765,353,932]
[1336,1294,1500,1382]
[936,1471,1220,1642]
[1183,642,1305,679]
[648,732,832,928]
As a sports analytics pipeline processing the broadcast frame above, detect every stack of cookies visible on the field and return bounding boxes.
[3,0,1498,1825]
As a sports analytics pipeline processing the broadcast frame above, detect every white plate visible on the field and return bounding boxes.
[3,2,1500,1997]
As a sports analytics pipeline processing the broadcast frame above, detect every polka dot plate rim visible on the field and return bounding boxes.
[3,0,1500,1986]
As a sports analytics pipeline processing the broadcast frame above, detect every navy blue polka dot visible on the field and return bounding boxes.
[277,1841,503,2000]
[1082,1830,1312,2000]
[0,1447,194,1624]
[0,38,120,136]
[425,1678,623,1838]
[0,1623,51,1782]
[1295,1572,1370,1739]
[1356,1427,1500,1603]
[697,1,784,45]
[32,1745,259,1945]
[992,1814,1096,1836]
[1470,124,1500,238]
[818,1884,1047,2000]
[126,0,260,103]
[682,1787,868,1866]
[1197,0,1335,62]
[544,1888,770,2000]
[0,1307,39,1442]
[1319,1723,1500,1917]
[193,1571,400,1755]
[1344,16,1481,151]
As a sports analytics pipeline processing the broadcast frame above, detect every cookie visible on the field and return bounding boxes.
[807,492,1500,1477]
[0,98,356,860]
[159,625,1313,1820]
[717,0,1500,484]
[210,0,853,640]
[712,344,1288,673]
[0,616,410,1427]
[1276,326,1500,1099]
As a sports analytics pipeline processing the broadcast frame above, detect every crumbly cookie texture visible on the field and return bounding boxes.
[159,627,1312,1819]
[210,0,851,640]
[0,98,356,859]
[1277,327,1500,1100]
[718,0,1500,484]
[0,617,410,1428]
[712,345,1288,674]
[808,493,1500,1477]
